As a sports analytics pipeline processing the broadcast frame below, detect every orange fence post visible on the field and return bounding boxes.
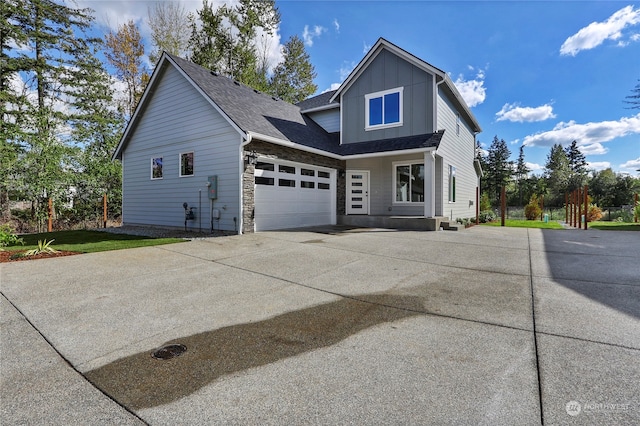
[103,194,108,228]
[635,193,638,223]
[48,198,53,232]
[500,186,506,227]
[569,191,574,227]
[578,188,582,229]
[565,193,568,225]
[583,185,588,230]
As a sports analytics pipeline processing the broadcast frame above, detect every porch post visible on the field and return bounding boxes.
[424,151,435,217]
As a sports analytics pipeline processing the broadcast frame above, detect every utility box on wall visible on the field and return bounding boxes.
[207,175,218,200]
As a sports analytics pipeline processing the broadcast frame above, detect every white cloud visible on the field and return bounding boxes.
[453,67,487,108]
[333,18,340,33]
[560,5,640,56]
[587,161,612,171]
[322,83,342,94]
[620,157,640,171]
[522,113,640,153]
[303,24,326,47]
[496,103,556,123]
[363,41,372,54]
[526,162,544,172]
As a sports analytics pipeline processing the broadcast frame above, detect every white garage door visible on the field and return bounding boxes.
[254,158,336,231]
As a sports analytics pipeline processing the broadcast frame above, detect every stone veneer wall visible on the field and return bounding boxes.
[242,140,346,233]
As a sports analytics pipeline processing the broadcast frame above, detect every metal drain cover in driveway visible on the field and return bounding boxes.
[151,344,187,360]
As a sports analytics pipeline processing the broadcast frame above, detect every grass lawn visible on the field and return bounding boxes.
[5,230,184,254]
[480,219,564,229]
[587,221,640,231]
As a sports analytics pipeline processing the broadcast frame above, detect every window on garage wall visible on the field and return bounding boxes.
[180,152,194,177]
[151,157,163,179]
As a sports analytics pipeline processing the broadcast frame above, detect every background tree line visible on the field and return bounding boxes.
[478,136,640,216]
[1,0,317,231]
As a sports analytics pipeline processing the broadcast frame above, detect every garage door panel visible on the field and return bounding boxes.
[255,159,335,231]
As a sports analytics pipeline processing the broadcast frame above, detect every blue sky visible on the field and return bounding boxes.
[81,1,640,175]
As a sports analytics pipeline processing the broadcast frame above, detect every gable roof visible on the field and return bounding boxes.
[113,51,448,161]
[329,38,481,133]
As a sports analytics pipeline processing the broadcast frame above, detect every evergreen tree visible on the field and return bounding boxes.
[3,0,105,228]
[544,144,570,206]
[482,136,512,207]
[589,168,617,207]
[624,79,640,109]
[188,0,280,90]
[515,145,531,206]
[565,140,587,191]
[270,35,317,103]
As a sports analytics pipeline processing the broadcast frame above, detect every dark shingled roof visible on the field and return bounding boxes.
[167,54,442,157]
[296,90,339,112]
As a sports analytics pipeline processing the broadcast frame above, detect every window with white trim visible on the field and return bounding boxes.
[365,87,403,130]
[151,157,163,179]
[180,152,194,177]
[448,165,456,202]
[393,162,424,203]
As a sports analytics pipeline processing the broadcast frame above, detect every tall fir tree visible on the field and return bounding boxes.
[188,0,279,90]
[544,143,571,206]
[482,136,512,207]
[3,0,106,228]
[565,140,587,191]
[624,79,640,109]
[270,35,317,103]
[515,145,531,206]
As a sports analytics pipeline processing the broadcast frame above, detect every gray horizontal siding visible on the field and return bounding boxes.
[122,63,242,232]
[436,90,478,220]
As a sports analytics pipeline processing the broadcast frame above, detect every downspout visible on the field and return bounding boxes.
[239,132,253,235]
[434,77,446,133]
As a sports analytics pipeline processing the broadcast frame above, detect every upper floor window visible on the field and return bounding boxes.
[180,152,194,177]
[365,87,403,130]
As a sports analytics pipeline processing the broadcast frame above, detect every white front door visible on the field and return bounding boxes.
[346,171,369,215]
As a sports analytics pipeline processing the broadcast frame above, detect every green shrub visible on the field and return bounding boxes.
[479,192,492,211]
[0,224,24,250]
[524,194,542,220]
[477,210,497,223]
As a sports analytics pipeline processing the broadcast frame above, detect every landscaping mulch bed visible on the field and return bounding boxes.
[0,250,81,263]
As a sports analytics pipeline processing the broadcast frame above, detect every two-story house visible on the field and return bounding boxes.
[113,38,482,233]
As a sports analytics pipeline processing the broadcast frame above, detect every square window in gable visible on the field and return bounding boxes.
[365,87,403,130]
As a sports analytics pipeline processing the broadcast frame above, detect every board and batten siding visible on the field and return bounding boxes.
[306,108,340,133]
[341,49,434,144]
[121,63,242,232]
[435,89,478,221]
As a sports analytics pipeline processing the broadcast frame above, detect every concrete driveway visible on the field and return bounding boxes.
[1,226,638,425]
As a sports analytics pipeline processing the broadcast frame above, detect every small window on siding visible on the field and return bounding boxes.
[151,157,163,179]
[180,152,194,177]
[449,165,456,202]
